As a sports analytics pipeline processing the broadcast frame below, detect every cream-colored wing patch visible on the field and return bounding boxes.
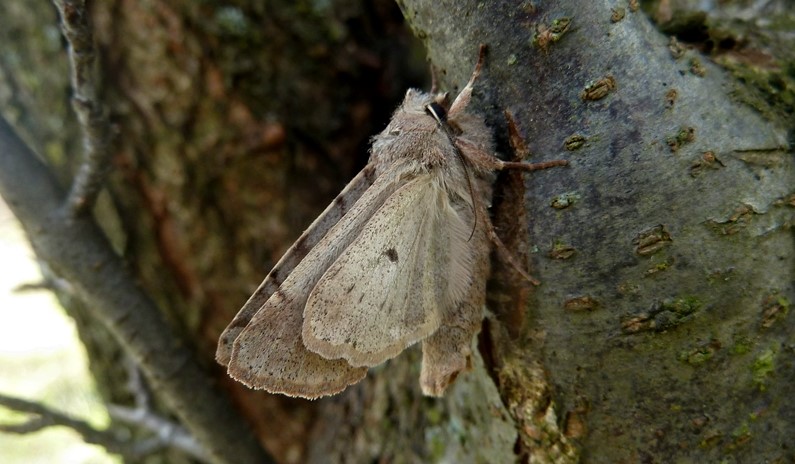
[216,165,377,366]
[227,169,401,398]
[302,174,474,368]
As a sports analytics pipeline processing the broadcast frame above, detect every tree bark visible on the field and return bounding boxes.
[1,0,792,463]
[396,0,794,462]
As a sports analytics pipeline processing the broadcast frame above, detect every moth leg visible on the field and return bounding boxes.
[498,159,569,172]
[454,141,538,283]
[500,110,570,172]
[497,112,570,171]
[448,44,487,117]
[479,200,541,286]
[455,139,569,175]
[457,115,567,286]
[491,111,569,284]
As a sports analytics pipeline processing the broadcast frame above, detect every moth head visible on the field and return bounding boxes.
[371,89,451,165]
[380,89,445,134]
[401,89,437,112]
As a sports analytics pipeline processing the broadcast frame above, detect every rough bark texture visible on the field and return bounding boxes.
[398,0,794,462]
[1,0,793,463]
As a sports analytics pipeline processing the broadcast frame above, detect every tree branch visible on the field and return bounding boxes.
[0,392,211,461]
[51,0,114,216]
[0,393,115,441]
[0,393,151,460]
[0,116,272,464]
[108,404,209,462]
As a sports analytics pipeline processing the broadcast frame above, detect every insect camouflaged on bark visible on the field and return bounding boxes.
[216,45,568,399]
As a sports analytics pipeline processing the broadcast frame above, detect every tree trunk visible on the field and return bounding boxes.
[397,0,793,462]
[1,0,792,463]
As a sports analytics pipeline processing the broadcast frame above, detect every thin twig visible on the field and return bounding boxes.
[0,370,209,462]
[106,358,211,461]
[0,393,208,461]
[108,403,209,462]
[0,393,134,458]
[124,356,152,411]
[52,0,114,216]
[11,281,53,293]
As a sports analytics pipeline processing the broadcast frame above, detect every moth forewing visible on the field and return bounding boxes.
[301,171,474,368]
[228,290,367,399]
[226,170,403,398]
[216,164,377,366]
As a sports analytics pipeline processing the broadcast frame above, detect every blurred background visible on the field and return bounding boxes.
[0,197,117,463]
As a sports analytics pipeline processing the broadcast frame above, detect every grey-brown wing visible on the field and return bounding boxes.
[216,164,376,366]
[301,174,474,368]
[226,167,404,398]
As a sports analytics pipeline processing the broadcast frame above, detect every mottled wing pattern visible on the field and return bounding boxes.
[301,173,474,368]
[228,290,366,399]
[226,167,402,398]
[216,164,376,366]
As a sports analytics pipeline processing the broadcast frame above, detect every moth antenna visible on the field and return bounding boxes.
[435,119,479,240]
[449,44,487,117]
[457,151,479,241]
[430,91,480,240]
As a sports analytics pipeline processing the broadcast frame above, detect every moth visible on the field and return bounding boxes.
[216,46,567,399]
